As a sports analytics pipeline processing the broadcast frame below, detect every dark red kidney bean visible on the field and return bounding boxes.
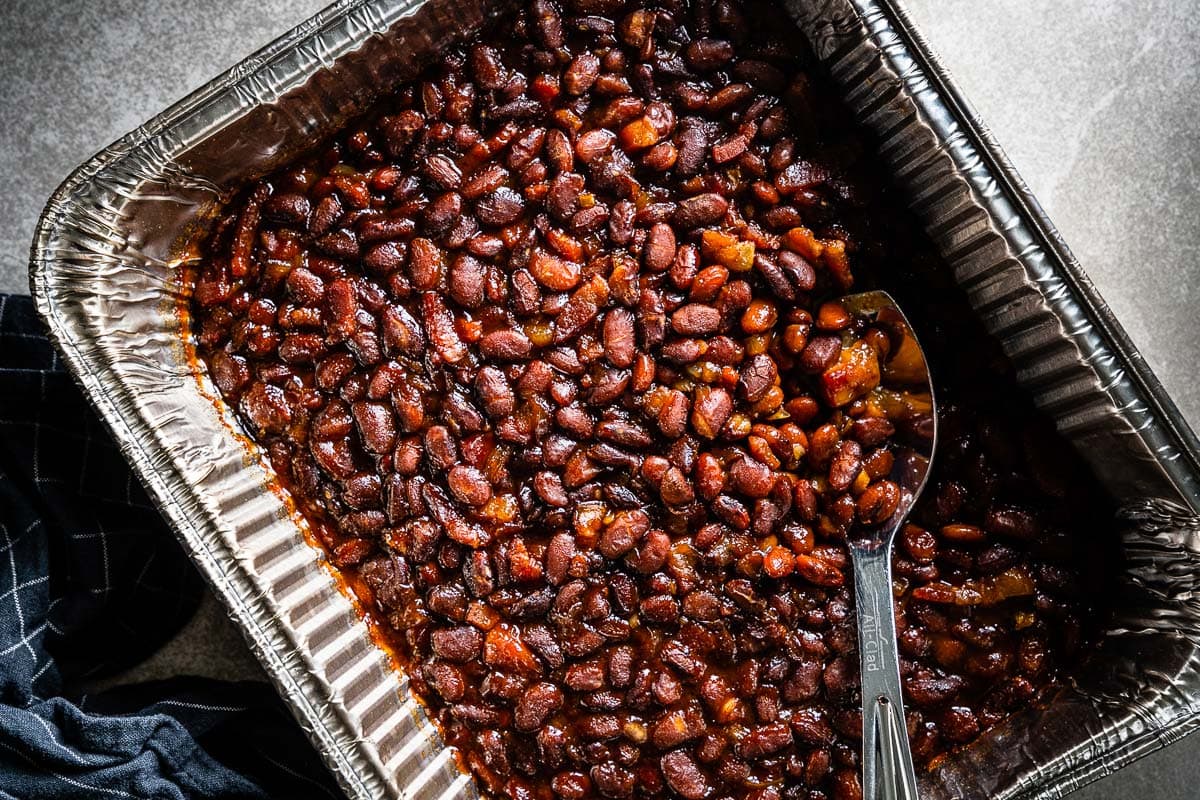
[544,532,576,586]
[737,354,777,403]
[598,510,649,559]
[515,682,564,731]
[553,275,609,344]
[643,223,676,272]
[660,750,709,800]
[608,200,636,245]
[447,465,492,507]
[600,308,636,368]
[661,338,705,363]
[469,43,506,89]
[564,52,601,95]
[476,187,525,227]
[737,722,792,758]
[695,453,726,500]
[239,383,292,435]
[857,480,901,524]
[352,401,397,454]
[712,495,750,530]
[828,441,863,491]
[424,662,466,702]
[799,335,841,373]
[851,416,895,447]
[729,456,773,499]
[430,626,483,662]
[423,191,462,234]
[547,172,584,221]
[707,84,753,116]
[571,204,610,233]
[794,554,844,588]
[530,0,563,47]
[421,292,466,364]
[426,583,467,620]
[342,473,382,510]
[691,386,733,439]
[389,380,424,433]
[831,768,863,800]
[462,162,507,199]
[906,674,966,706]
[546,129,574,172]
[531,249,582,291]
[902,524,939,563]
[659,466,695,506]
[940,707,981,744]
[449,254,487,309]
[671,303,721,335]
[310,194,343,236]
[363,241,406,275]
[673,193,728,229]
[674,122,708,176]
[475,366,515,418]
[285,267,325,305]
[424,425,460,471]
[985,508,1041,540]
[629,529,670,574]
[264,192,311,226]
[656,390,690,439]
[686,38,734,70]
[777,250,817,291]
[551,772,591,800]
[596,418,652,449]
[209,351,250,396]
[424,153,462,189]
[480,329,533,360]
[590,762,634,798]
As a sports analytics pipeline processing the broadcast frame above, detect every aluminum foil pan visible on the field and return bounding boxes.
[28,0,1200,798]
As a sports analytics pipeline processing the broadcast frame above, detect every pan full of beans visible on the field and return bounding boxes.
[30,0,1200,798]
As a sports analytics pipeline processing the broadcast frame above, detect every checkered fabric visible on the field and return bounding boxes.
[0,295,343,799]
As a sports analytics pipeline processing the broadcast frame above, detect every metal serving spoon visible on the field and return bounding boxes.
[841,291,938,800]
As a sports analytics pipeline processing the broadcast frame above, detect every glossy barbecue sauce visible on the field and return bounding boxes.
[190,0,1114,797]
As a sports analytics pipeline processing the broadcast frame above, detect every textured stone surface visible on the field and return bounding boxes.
[903,0,1200,455]
[2,0,1197,796]
[0,0,326,288]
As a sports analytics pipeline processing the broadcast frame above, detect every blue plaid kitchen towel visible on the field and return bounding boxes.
[0,294,343,800]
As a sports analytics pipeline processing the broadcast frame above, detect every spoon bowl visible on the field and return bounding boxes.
[840,290,938,800]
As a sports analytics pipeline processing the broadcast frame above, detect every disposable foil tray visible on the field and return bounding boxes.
[28,0,1200,797]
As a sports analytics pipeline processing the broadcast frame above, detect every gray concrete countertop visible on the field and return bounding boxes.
[2,1,1197,797]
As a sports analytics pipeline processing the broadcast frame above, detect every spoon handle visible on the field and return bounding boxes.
[851,541,920,800]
